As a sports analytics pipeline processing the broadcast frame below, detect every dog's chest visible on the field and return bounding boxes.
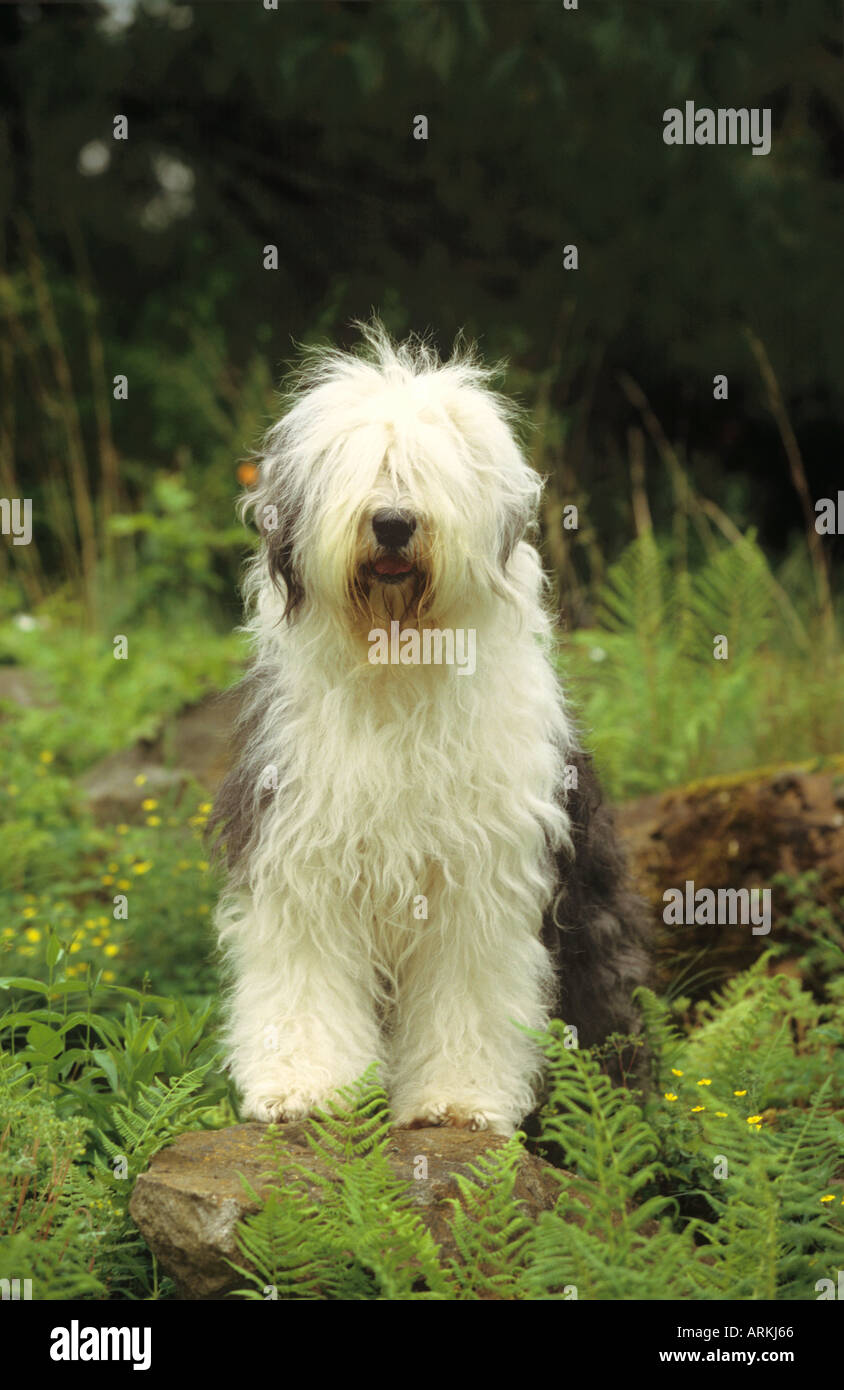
[278,646,564,906]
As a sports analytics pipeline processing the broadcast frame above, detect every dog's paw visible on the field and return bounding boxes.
[241,1089,330,1124]
[397,1101,495,1133]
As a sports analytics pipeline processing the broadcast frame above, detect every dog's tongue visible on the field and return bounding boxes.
[373,556,413,576]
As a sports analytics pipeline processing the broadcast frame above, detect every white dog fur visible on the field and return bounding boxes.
[211,322,625,1137]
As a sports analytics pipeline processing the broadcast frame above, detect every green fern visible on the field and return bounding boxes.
[0,1054,105,1299]
[231,1071,449,1300]
[520,1023,703,1299]
[566,530,844,797]
[7,934,839,1300]
[692,1082,844,1300]
[443,1139,532,1299]
[226,980,844,1302]
[92,1064,215,1179]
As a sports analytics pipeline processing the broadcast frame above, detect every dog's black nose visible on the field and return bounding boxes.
[372,509,416,550]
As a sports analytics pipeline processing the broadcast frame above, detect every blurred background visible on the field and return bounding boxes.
[1,0,843,782]
[1,0,843,1302]
[0,0,842,960]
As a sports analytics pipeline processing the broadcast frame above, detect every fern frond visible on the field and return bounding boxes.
[232,1075,450,1300]
[443,1139,531,1299]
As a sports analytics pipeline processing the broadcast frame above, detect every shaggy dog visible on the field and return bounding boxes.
[211,322,648,1136]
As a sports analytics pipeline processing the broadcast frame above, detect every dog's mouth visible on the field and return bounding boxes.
[371,556,416,584]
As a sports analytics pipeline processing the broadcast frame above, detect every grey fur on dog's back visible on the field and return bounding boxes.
[543,747,650,1047]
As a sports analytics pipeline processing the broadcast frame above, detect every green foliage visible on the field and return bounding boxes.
[519,1026,701,1300]
[444,1141,532,1299]
[772,870,844,992]
[0,609,240,997]
[696,1081,843,1301]
[231,1072,449,1301]
[93,1066,218,1177]
[3,925,841,1300]
[107,472,252,621]
[639,974,844,1301]
[0,1052,105,1299]
[0,975,231,1299]
[566,532,844,799]
[0,604,245,774]
[228,968,844,1301]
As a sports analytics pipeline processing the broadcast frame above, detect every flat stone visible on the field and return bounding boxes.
[129,1122,565,1299]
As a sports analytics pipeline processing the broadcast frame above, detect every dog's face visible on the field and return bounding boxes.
[244,330,542,635]
[349,485,431,628]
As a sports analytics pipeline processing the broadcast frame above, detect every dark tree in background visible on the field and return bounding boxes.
[0,0,842,620]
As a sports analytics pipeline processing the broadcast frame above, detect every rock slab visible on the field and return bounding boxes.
[617,759,844,990]
[129,1122,563,1299]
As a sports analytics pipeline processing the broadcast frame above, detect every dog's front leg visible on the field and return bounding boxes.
[389,892,553,1137]
[218,893,385,1123]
